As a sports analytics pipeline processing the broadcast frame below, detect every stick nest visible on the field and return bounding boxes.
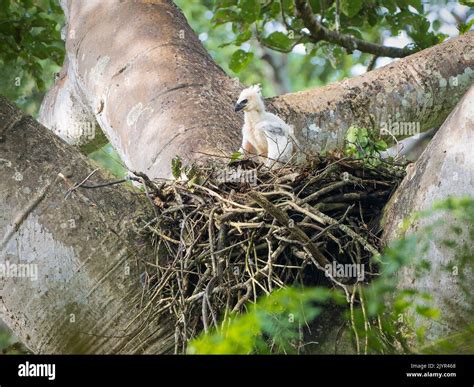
[134,155,406,352]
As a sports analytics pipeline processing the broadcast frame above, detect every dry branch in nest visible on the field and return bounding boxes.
[133,155,406,353]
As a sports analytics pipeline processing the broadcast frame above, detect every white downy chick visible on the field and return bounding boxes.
[235,84,297,167]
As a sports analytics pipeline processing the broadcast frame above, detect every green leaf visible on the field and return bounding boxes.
[0,0,10,13]
[344,27,363,40]
[340,0,363,17]
[281,0,294,14]
[375,139,388,151]
[409,0,423,12]
[367,9,379,26]
[215,0,238,7]
[229,49,254,72]
[382,0,398,13]
[269,1,281,17]
[416,305,440,319]
[262,31,293,51]
[32,43,50,59]
[458,19,474,35]
[211,8,239,25]
[239,0,261,23]
[309,0,322,13]
[30,15,56,29]
[230,151,242,162]
[35,76,45,91]
[171,156,182,179]
[396,0,410,8]
[234,29,252,45]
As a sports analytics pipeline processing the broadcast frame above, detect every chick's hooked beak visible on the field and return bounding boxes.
[234,99,248,112]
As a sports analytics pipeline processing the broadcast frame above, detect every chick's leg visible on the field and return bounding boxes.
[239,139,257,156]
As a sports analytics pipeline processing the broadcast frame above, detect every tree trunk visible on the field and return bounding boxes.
[0,96,175,353]
[381,85,474,343]
[40,0,474,178]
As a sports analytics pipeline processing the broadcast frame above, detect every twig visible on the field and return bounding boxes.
[289,202,380,257]
[64,168,99,199]
[248,191,330,267]
[350,285,360,354]
[367,55,378,71]
[79,179,128,189]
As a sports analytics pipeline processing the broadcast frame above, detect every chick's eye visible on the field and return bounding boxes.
[241,99,248,104]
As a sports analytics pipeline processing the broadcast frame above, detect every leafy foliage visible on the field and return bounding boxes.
[188,287,333,354]
[170,155,203,187]
[344,126,388,165]
[0,0,64,113]
[459,18,474,34]
[205,0,458,73]
[174,0,473,98]
[229,48,254,72]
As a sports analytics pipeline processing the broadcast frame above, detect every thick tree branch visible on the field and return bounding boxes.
[295,0,412,58]
[382,85,474,342]
[270,32,474,155]
[40,0,243,179]
[0,96,175,353]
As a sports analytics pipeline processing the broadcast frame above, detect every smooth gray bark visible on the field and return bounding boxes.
[382,85,474,342]
[1,96,174,353]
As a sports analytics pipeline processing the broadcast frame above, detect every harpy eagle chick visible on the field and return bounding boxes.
[235,85,297,167]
